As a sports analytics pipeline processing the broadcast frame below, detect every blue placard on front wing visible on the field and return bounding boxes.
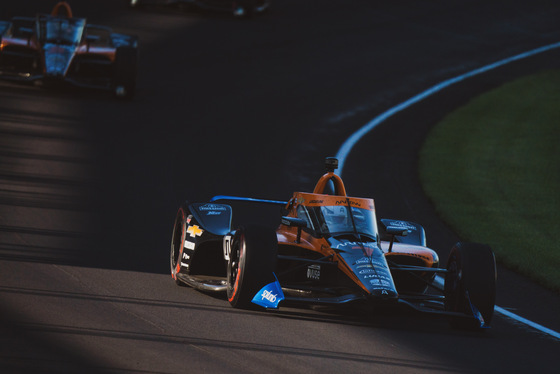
[251,275,284,309]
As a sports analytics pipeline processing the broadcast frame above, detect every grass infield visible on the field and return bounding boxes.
[419,70,560,292]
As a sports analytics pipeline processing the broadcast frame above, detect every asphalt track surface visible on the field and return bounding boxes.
[0,0,559,372]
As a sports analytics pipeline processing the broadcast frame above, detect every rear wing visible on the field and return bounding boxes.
[189,196,286,235]
[210,195,287,206]
[85,24,112,45]
[86,24,138,48]
[111,32,138,48]
[6,17,35,38]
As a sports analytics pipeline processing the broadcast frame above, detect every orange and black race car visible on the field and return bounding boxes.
[126,0,271,18]
[170,158,497,329]
[0,2,138,98]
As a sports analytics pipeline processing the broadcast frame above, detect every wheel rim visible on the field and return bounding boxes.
[445,259,460,311]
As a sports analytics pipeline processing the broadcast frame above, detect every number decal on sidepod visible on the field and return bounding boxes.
[223,234,233,261]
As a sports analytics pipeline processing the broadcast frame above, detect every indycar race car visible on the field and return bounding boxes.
[126,0,271,18]
[0,2,138,98]
[170,158,497,329]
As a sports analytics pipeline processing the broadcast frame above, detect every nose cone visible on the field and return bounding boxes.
[336,241,400,300]
[44,44,74,77]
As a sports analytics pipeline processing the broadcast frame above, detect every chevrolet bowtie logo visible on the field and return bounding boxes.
[187,225,203,238]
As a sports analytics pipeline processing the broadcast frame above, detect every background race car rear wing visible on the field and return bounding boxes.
[1,17,36,38]
[86,24,138,48]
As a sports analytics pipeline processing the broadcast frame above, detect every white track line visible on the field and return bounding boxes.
[336,41,560,173]
[494,306,560,340]
[336,42,560,340]
[433,276,560,340]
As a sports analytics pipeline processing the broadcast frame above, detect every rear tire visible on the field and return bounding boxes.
[444,242,496,329]
[227,225,277,308]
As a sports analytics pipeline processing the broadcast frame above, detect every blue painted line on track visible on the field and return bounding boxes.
[337,42,560,340]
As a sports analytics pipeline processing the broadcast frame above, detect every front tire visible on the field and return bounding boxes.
[444,242,496,329]
[170,205,189,286]
[227,225,277,308]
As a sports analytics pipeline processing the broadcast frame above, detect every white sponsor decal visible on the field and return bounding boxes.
[338,241,378,249]
[389,221,417,231]
[262,290,277,303]
[364,274,391,280]
[184,240,195,250]
[307,265,320,280]
[355,257,370,265]
[354,257,385,266]
[358,262,385,268]
[223,235,233,261]
[199,204,227,211]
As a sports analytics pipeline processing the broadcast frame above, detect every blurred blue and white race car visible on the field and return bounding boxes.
[0,2,138,98]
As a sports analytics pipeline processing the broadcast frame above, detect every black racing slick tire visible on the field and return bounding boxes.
[444,242,497,329]
[226,225,278,309]
[113,46,137,99]
[170,205,189,286]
